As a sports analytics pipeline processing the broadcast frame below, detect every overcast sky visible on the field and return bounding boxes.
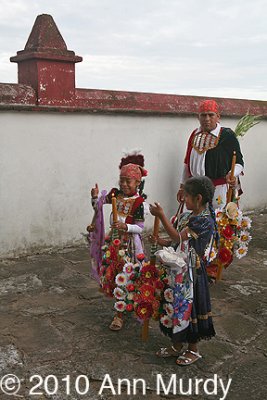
[0,0,266,100]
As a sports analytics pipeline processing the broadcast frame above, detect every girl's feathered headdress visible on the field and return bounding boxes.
[119,149,148,178]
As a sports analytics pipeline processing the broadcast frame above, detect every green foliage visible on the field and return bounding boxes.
[234,113,262,138]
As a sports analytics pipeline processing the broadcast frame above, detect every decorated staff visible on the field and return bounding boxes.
[226,151,237,204]
[216,151,237,282]
[111,193,119,240]
[112,215,168,341]
[86,183,99,233]
[149,216,160,266]
[142,216,160,341]
[111,193,118,222]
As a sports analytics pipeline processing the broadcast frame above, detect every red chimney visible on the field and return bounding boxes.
[10,14,82,106]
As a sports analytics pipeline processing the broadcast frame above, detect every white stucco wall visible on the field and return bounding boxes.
[1,111,266,257]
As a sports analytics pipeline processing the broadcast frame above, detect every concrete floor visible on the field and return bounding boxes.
[0,210,266,399]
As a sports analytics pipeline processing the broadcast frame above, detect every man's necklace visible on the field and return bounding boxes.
[192,130,221,154]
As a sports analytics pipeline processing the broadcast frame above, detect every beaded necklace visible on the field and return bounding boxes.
[192,129,222,154]
[116,193,138,217]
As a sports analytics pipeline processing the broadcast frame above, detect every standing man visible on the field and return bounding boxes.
[177,99,244,209]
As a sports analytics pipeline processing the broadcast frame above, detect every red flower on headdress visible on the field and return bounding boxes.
[141,168,148,177]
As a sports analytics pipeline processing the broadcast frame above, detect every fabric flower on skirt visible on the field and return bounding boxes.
[160,315,173,328]
[164,288,174,303]
[175,273,183,284]
[163,275,172,286]
[182,303,192,321]
[164,303,174,317]
[173,298,190,320]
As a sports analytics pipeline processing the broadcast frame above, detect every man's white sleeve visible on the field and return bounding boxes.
[181,163,190,184]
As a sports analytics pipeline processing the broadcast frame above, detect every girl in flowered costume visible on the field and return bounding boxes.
[89,152,148,330]
[150,176,217,366]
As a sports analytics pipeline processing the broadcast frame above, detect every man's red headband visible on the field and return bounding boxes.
[199,100,219,114]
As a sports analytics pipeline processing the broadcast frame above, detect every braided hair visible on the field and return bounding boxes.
[184,176,219,245]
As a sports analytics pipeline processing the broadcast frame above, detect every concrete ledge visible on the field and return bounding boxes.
[0,84,266,117]
[0,83,36,105]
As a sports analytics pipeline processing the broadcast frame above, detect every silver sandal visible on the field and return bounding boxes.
[156,345,183,358]
[176,350,202,366]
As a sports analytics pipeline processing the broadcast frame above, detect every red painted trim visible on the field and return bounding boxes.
[75,89,267,117]
[0,83,36,105]
[0,84,266,117]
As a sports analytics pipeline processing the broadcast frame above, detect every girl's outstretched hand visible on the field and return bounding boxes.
[91,183,99,199]
[149,202,164,218]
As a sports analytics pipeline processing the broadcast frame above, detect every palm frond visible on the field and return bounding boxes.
[234,113,262,138]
